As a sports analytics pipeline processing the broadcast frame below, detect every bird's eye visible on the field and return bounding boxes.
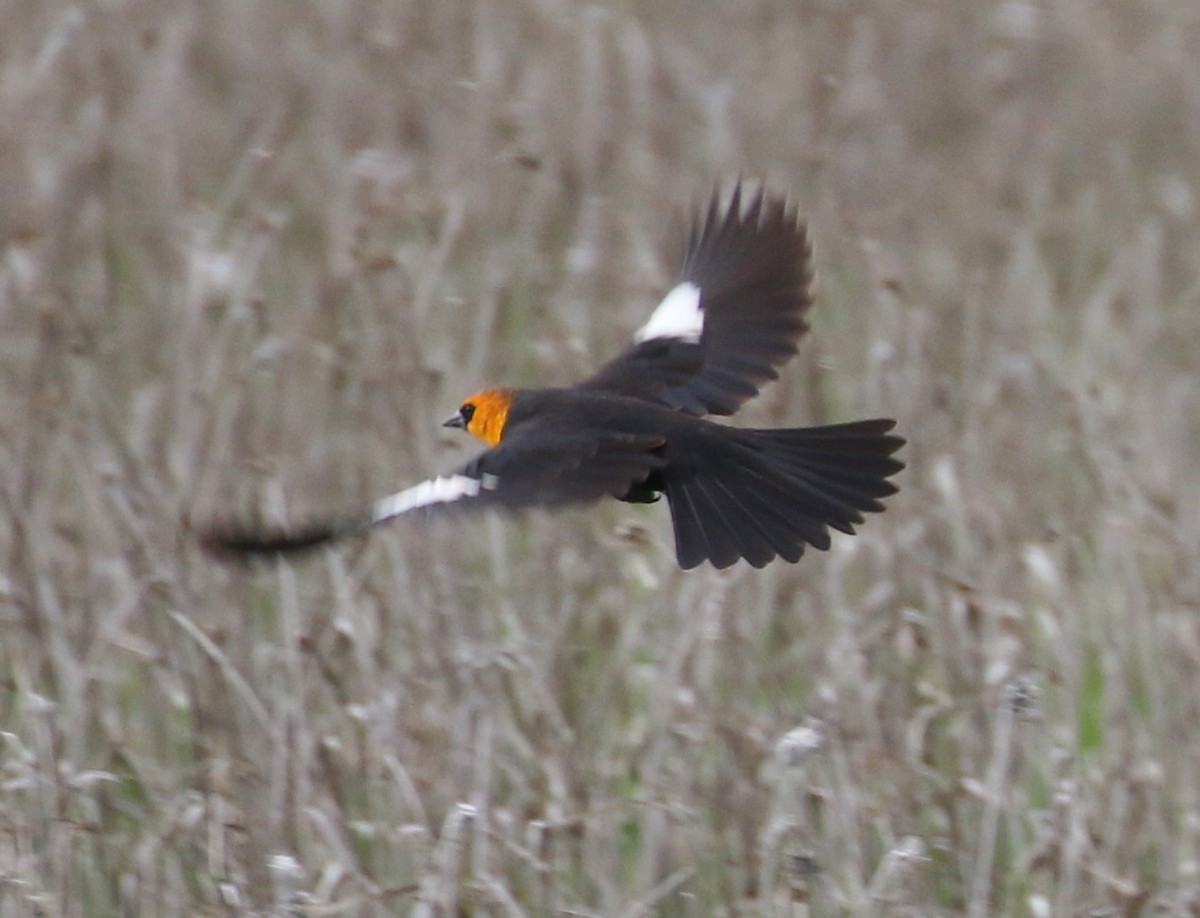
[460,403,476,424]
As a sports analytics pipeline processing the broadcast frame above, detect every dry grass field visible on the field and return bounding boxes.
[3,1,1200,914]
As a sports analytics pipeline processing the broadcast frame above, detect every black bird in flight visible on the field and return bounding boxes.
[204,183,904,569]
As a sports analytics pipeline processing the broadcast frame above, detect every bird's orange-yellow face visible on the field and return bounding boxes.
[446,388,513,447]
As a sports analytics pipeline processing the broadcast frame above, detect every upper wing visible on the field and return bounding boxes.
[200,430,666,555]
[583,182,814,416]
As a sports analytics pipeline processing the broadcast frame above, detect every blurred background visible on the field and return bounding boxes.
[2,0,1199,913]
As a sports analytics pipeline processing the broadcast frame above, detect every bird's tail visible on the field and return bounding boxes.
[662,419,904,570]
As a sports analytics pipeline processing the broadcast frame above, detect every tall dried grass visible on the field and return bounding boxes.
[2,0,1199,914]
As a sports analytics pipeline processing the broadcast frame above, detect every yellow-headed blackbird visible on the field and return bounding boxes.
[205,183,904,569]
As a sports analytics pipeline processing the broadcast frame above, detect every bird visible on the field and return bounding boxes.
[202,182,904,570]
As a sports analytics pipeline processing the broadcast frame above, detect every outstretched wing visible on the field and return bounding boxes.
[200,431,666,555]
[583,182,814,416]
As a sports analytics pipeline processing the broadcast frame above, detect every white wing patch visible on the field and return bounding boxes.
[371,474,496,524]
[634,281,703,344]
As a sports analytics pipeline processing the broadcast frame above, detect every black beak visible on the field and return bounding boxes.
[443,411,467,430]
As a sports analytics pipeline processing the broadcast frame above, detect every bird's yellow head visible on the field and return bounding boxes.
[443,388,513,447]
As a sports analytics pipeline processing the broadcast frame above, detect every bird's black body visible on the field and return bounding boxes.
[203,183,905,570]
[456,388,901,569]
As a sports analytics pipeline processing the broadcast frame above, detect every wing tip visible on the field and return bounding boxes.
[195,515,366,559]
[699,177,806,233]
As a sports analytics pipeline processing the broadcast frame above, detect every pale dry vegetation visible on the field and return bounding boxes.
[2,1,1200,915]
